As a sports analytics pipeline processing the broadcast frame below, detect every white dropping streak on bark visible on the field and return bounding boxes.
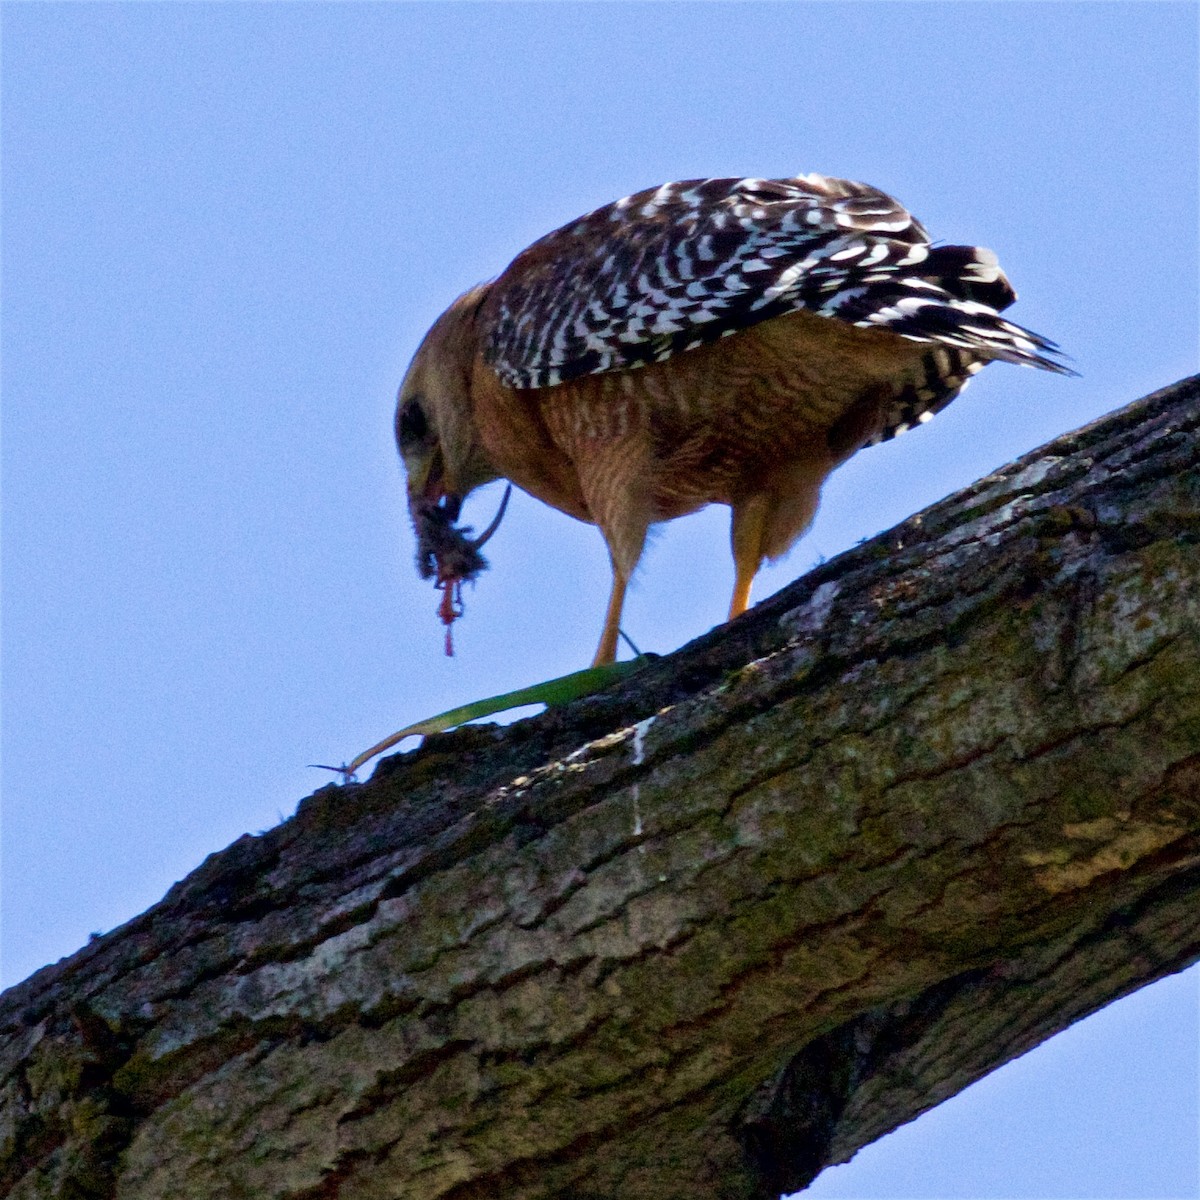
[631,715,656,766]
[630,714,656,844]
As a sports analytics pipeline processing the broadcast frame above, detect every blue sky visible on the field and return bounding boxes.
[3,3,1197,1196]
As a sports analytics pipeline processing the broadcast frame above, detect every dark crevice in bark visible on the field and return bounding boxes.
[739,970,984,1196]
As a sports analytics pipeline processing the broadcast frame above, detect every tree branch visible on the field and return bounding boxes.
[4,375,1198,1200]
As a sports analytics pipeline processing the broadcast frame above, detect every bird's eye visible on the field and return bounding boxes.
[398,398,429,444]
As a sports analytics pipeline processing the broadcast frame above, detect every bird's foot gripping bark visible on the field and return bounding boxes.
[413,485,511,655]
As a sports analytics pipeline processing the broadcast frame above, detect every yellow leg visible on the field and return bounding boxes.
[592,568,628,666]
[729,496,769,620]
[729,569,755,620]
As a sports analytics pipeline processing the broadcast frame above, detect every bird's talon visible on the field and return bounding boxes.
[308,762,359,784]
[618,628,645,658]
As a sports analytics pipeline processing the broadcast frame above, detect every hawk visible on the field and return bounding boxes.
[396,173,1070,664]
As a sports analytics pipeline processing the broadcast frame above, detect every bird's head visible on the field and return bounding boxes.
[397,286,510,652]
[395,285,500,525]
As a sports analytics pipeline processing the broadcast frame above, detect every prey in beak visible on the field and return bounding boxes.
[413,485,511,655]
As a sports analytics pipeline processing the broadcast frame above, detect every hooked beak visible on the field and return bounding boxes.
[433,492,463,523]
[408,448,462,521]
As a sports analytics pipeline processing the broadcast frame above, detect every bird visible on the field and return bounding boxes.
[396,172,1071,665]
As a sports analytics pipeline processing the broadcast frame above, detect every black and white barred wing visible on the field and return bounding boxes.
[480,173,1072,390]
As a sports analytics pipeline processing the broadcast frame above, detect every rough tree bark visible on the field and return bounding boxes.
[3,376,1199,1200]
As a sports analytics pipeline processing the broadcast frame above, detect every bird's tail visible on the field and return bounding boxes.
[861,243,1076,375]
